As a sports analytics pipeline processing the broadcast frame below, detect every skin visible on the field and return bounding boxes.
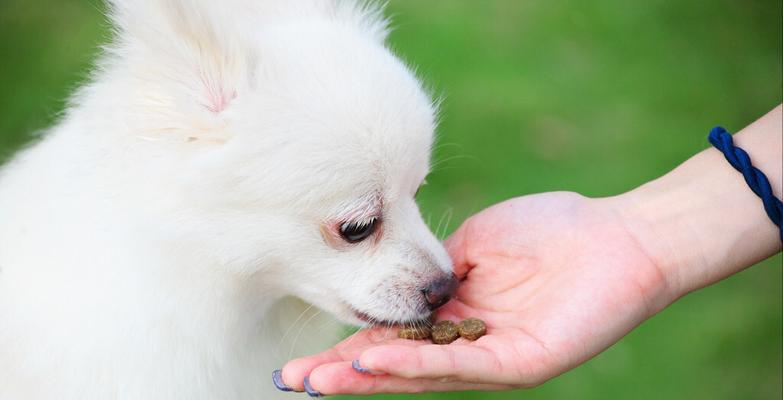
[280,105,782,395]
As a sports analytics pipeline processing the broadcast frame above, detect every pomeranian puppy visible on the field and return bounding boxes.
[0,1,457,398]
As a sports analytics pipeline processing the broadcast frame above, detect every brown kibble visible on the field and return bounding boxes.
[397,324,432,340]
[457,318,486,341]
[431,320,460,344]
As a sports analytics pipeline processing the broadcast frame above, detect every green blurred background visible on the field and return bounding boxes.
[0,0,780,399]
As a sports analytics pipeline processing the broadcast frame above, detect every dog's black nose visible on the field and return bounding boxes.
[422,274,459,310]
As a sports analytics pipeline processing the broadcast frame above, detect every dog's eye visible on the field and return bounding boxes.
[339,217,379,243]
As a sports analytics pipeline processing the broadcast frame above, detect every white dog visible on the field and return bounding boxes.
[0,1,457,398]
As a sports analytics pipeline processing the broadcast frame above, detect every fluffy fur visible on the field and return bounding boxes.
[0,1,453,398]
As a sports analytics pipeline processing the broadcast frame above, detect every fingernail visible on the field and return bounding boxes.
[351,359,383,375]
[352,359,372,374]
[303,376,323,398]
[272,370,293,392]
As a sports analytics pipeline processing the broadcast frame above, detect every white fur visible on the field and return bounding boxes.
[0,1,452,398]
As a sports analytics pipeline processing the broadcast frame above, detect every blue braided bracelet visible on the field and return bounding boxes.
[708,126,783,242]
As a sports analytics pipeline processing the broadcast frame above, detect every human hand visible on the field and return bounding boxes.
[277,192,674,395]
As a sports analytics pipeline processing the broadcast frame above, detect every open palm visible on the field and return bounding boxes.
[280,192,671,395]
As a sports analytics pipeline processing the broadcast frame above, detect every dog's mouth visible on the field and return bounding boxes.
[349,307,431,328]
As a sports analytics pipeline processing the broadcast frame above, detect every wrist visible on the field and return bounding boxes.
[607,175,714,304]
[609,117,781,303]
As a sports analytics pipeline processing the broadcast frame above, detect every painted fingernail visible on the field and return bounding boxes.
[352,359,371,374]
[351,359,383,375]
[272,370,293,392]
[303,376,323,397]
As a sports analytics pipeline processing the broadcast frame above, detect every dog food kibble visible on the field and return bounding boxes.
[430,320,460,344]
[397,318,488,344]
[397,324,432,340]
[457,318,487,341]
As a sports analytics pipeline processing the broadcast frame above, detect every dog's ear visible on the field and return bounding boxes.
[106,0,255,144]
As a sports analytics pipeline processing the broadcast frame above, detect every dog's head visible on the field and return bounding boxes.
[103,0,456,325]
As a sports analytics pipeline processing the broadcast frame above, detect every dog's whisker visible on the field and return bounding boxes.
[305,314,343,341]
[430,154,477,173]
[383,318,392,339]
[434,208,450,240]
[438,207,454,239]
[431,141,463,152]
[287,309,323,360]
[278,303,316,349]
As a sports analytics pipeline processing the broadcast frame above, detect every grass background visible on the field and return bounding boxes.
[0,0,780,399]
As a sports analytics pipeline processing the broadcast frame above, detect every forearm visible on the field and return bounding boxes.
[614,105,782,302]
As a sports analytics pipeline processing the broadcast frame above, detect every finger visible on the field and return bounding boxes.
[280,329,375,391]
[280,348,344,391]
[280,328,429,391]
[359,343,510,384]
[306,361,513,395]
